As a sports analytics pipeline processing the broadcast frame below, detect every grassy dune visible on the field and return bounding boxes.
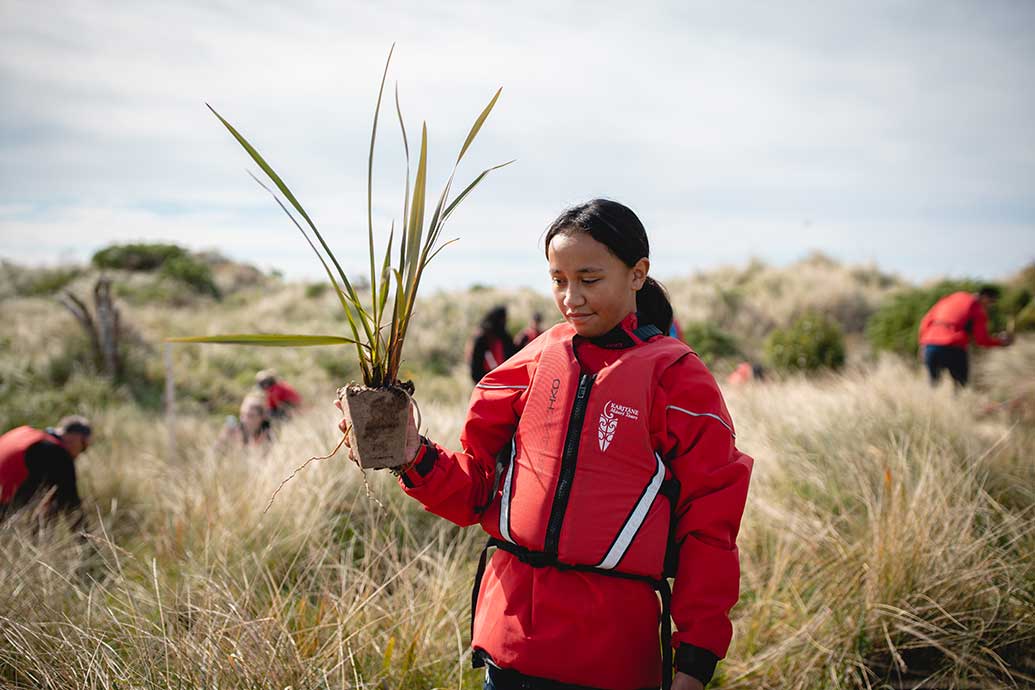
[1,259,1033,688]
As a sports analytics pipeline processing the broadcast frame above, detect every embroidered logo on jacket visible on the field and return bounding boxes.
[598,401,640,451]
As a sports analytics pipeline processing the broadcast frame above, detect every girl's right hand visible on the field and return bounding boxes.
[334,399,359,465]
[402,400,421,466]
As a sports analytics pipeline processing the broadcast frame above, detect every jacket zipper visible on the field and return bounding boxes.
[544,372,595,555]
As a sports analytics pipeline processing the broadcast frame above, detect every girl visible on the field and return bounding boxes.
[342,199,752,690]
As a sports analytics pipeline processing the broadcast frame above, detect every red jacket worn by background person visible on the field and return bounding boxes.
[918,291,1007,350]
[399,314,753,690]
[266,381,301,413]
[0,426,56,503]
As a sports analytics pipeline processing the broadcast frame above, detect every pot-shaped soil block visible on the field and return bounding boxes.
[339,383,411,469]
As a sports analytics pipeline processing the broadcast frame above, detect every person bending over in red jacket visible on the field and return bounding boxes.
[256,369,302,419]
[0,415,92,527]
[918,286,1013,387]
[338,199,753,690]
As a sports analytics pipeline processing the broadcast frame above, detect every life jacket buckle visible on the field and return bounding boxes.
[521,549,558,568]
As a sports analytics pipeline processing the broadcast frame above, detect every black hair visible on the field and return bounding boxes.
[544,198,673,333]
[978,285,1001,300]
[481,305,509,338]
[56,415,91,438]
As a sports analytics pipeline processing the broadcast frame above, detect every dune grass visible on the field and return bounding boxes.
[2,343,1033,689]
[1,257,1033,688]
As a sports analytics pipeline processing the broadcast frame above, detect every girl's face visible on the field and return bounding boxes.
[547,230,648,338]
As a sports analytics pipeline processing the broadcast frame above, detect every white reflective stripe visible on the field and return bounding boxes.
[475,384,529,390]
[596,453,666,570]
[498,442,517,544]
[666,405,736,438]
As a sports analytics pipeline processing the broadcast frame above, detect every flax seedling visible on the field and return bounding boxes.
[169,46,510,470]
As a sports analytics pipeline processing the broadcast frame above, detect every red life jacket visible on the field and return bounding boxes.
[401,315,752,689]
[0,426,54,504]
[478,325,687,579]
[470,323,690,688]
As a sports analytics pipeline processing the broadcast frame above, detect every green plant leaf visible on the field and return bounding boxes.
[367,44,394,331]
[208,104,319,245]
[208,104,376,349]
[426,237,460,264]
[394,82,410,267]
[404,124,428,294]
[378,224,394,317]
[424,89,505,267]
[456,87,501,164]
[247,171,370,375]
[166,334,364,347]
[442,160,515,223]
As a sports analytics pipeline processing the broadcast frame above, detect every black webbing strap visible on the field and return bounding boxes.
[632,323,663,341]
[470,537,674,690]
[474,438,513,515]
[658,578,673,690]
[471,538,492,656]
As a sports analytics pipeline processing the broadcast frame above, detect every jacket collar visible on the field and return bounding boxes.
[579,312,643,350]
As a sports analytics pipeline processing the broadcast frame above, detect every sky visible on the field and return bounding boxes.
[1,0,1034,290]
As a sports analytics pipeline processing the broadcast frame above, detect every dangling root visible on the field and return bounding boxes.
[262,433,348,515]
[360,469,388,512]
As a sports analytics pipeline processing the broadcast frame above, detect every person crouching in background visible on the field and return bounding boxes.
[0,415,92,528]
[216,395,273,452]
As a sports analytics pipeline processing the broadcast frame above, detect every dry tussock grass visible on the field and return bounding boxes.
[665,253,901,356]
[1,260,1032,688]
[724,354,1034,688]
[2,343,1033,689]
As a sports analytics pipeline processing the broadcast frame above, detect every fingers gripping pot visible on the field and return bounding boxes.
[338,382,414,469]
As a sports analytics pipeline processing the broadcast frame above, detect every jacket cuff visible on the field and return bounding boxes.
[399,437,438,488]
[675,644,719,686]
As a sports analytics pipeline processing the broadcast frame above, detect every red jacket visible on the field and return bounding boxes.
[919,292,1005,350]
[0,426,54,504]
[400,314,753,689]
[266,381,301,413]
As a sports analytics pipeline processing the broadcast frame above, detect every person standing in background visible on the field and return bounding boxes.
[918,286,1013,387]
[514,312,544,351]
[469,306,517,384]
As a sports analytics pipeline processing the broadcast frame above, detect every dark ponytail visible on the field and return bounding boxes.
[636,276,673,336]
[544,198,673,334]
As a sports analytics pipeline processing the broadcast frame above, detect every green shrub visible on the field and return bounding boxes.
[1016,302,1035,332]
[680,321,741,366]
[92,243,220,298]
[159,255,220,298]
[865,280,981,357]
[1000,287,1031,320]
[92,243,187,271]
[1004,263,1035,332]
[304,282,328,299]
[766,311,845,372]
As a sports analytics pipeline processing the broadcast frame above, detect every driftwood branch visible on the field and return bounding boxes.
[93,277,121,377]
[59,290,102,369]
[58,276,123,379]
